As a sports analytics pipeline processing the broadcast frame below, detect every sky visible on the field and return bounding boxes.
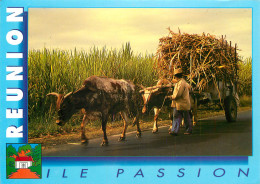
[28,8,252,58]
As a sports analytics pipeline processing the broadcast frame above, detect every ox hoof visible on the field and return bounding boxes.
[118,136,126,142]
[152,129,158,133]
[100,140,109,146]
[136,132,142,138]
[81,139,89,145]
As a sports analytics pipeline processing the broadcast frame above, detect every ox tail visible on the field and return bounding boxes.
[132,112,140,126]
[132,118,137,126]
[120,112,138,126]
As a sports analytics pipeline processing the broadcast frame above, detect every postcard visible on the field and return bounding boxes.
[0,0,259,183]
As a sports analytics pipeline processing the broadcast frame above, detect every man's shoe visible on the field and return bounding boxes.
[169,132,178,136]
[184,132,192,135]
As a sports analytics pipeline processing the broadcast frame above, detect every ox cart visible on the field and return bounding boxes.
[143,31,240,123]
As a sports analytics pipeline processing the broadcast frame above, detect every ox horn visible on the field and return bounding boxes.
[64,92,73,98]
[151,88,159,93]
[139,84,145,89]
[138,85,145,93]
[47,92,60,98]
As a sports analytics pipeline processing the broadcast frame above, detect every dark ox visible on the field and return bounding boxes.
[140,79,198,133]
[47,76,141,146]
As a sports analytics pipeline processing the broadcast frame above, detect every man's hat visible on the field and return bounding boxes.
[174,68,183,76]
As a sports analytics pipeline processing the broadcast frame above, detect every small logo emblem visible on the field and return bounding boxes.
[6,143,42,179]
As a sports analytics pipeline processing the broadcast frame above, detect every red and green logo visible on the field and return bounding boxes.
[6,143,42,179]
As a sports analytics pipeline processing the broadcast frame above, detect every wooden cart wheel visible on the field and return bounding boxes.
[224,95,237,122]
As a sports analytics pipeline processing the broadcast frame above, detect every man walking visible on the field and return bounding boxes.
[169,68,192,135]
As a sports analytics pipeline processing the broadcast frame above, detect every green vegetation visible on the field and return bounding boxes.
[7,145,17,157]
[238,57,252,96]
[6,157,17,177]
[6,145,17,178]
[31,145,41,166]
[18,144,32,153]
[238,57,252,107]
[6,144,42,178]
[29,165,41,177]
[28,43,252,138]
[239,95,252,107]
[28,144,42,178]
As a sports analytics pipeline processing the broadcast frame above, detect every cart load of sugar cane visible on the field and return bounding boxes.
[154,28,240,93]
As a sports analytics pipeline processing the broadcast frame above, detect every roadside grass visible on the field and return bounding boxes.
[239,95,252,107]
